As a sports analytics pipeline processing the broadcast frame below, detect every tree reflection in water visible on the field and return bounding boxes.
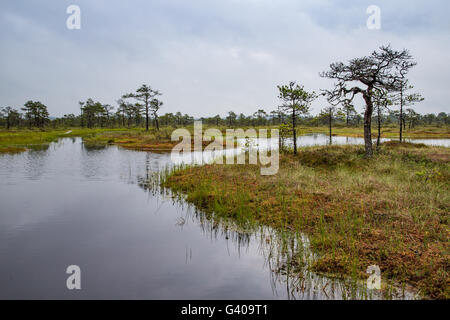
[136,166,418,300]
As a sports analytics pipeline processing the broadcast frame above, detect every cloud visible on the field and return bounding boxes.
[0,0,449,117]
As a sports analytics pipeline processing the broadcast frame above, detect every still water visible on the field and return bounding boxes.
[293,134,450,147]
[0,135,446,299]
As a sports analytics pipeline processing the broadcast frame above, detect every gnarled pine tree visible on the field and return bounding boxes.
[321,45,417,157]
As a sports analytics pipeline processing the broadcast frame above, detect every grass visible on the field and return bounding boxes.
[0,146,27,153]
[0,128,134,153]
[162,142,450,299]
[81,127,175,150]
[81,127,238,151]
[0,125,448,154]
[0,126,239,153]
[294,125,450,138]
[1,125,448,297]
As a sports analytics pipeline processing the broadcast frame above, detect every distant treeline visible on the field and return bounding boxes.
[0,101,449,129]
[3,45,450,160]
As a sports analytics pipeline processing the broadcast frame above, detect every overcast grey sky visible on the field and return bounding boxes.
[1,0,449,117]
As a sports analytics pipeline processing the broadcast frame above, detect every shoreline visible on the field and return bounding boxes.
[1,126,449,154]
[161,142,449,299]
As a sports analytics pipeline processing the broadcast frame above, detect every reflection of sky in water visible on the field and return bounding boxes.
[0,136,434,299]
[171,134,450,165]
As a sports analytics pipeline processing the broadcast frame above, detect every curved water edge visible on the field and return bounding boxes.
[170,133,450,166]
[144,163,420,300]
[264,133,450,149]
[0,135,444,299]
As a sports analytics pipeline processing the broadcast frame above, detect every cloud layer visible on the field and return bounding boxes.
[1,0,449,117]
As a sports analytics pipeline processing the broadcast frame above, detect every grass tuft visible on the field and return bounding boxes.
[163,142,450,299]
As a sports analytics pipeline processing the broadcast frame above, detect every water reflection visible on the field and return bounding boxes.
[291,134,450,147]
[24,146,50,180]
[138,171,417,300]
[0,136,442,299]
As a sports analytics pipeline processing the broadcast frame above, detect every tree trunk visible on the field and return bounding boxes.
[292,107,297,155]
[155,114,159,130]
[376,105,381,149]
[363,93,374,157]
[329,109,332,144]
[399,88,403,143]
[145,101,149,131]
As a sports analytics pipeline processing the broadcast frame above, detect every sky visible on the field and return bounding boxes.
[0,0,449,118]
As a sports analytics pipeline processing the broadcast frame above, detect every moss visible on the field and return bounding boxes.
[163,142,450,299]
[0,146,27,153]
